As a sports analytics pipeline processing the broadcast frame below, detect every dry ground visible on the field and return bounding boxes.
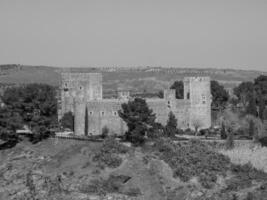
[0,138,267,200]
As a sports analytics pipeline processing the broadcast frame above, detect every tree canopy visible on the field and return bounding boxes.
[170,81,184,99]
[233,81,254,108]
[61,111,74,131]
[164,111,178,137]
[0,84,58,142]
[118,98,156,145]
[210,80,229,110]
[233,75,267,119]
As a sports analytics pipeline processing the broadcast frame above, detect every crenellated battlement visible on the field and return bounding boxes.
[183,76,210,82]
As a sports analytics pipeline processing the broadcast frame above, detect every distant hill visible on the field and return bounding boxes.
[0,65,266,94]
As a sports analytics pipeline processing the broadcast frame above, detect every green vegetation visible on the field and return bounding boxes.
[234,75,267,120]
[119,98,156,145]
[61,112,74,131]
[0,83,57,144]
[164,111,178,137]
[153,138,230,188]
[170,80,184,99]
[92,137,129,168]
[211,80,230,111]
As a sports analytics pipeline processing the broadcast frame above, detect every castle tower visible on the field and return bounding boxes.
[59,72,102,120]
[164,89,176,110]
[184,77,211,129]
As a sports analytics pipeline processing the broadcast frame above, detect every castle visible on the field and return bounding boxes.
[58,72,211,136]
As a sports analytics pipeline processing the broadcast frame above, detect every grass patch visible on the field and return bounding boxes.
[220,145,267,172]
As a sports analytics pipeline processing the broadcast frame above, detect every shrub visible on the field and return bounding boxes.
[92,137,129,168]
[101,126,109,139]
[184,128,194,135]
[153,138,231,188]
[259,137,267,147]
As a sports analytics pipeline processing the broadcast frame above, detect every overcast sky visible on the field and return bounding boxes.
[1,0,267,71]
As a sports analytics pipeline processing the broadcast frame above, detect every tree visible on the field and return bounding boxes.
[220,122,227,139]
[246,94,258,117]
[164,111,178,137]
[233,82,254,109]
[85,107,88,135]
[258,94,266,121]
[211,80,229,111]
[166,111,177,129]
[254,75,267,98]
[118,98,156,145]
[0,106,23,142]
[61,112,74,131]
[157,90,164,98]
[1,84,57,141]
[170,81,184,99]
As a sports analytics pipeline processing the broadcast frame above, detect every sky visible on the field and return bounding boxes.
[0,0,267,71]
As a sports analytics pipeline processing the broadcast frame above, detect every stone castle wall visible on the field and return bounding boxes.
[59,73,211,135]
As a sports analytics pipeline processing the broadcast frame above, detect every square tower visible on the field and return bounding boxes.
[184,77,211,129]
[59,72,103,120]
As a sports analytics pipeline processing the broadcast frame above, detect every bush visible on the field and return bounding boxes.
[184,128,194,135]
[259,137,267,147]
[92,137,129,168]
[101,126,109,139]
[61,112,74,131]
[153,138,231,188]
[176,128,184,135]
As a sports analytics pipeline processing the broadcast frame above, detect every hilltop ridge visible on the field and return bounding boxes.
[0,65,266,92]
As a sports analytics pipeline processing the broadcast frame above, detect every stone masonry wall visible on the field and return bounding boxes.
[59,73,211,135]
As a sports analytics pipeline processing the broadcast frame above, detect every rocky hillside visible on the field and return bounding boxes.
[0,137,267,200]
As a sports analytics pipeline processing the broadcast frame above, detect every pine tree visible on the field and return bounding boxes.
[119,98,156,145]
[84,107,88,136]
[164,111,178,137]
[220,122,227,139]
[166,111,177,129]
